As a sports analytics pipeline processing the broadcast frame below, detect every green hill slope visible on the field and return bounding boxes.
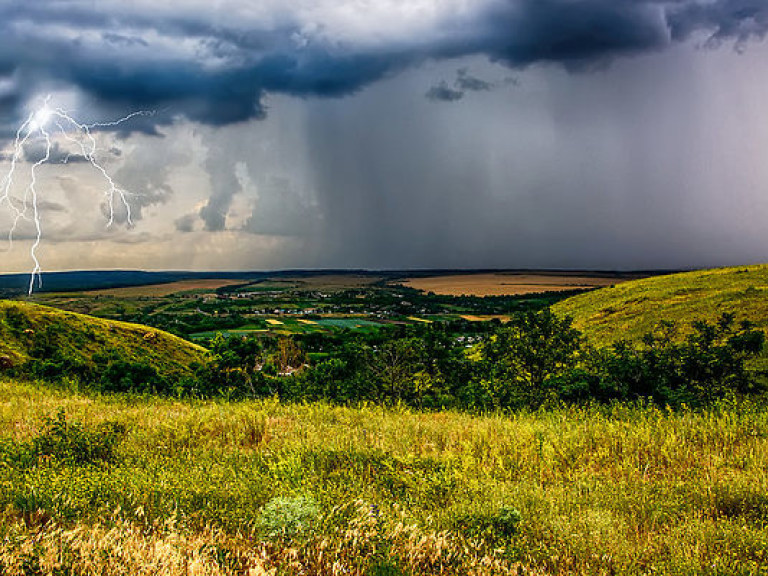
[553,264,768,346]
[0,300,206,379]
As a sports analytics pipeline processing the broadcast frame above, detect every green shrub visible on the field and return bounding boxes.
[567,314,766,407]
[258,494,320,539]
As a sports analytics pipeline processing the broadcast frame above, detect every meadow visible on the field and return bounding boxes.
[553,264,768,346]
[1,380,768,575]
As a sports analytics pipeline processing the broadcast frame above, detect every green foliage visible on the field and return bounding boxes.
[562,314,766,407]
[474,309,582,409]
[366,560,409,576]
[2,382,768,574]
[258,495,321,539]
[93,351,169,394]
[190,333,274,398]
[178,310,766,410]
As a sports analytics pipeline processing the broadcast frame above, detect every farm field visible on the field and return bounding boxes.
[85,279,251,297]
[399,272,640,297]
[22,270,576,342]
[2,380,768,575]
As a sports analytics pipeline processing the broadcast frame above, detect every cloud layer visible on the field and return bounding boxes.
[2,1,768,274]
[2,0,768,131]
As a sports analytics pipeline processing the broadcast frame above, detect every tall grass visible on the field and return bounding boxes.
[1,379,768,574]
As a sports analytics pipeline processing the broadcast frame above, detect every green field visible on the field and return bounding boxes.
[189,316,386,340]
[1,380,768,575]
[314,317,382,329]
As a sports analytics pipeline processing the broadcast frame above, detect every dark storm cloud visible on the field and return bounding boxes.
[2,0,768,134]
[426,82,465,102]
[668,0,768,46]
[426,68,500,102]
[455,69,493,92]
[23,141,88,164]
[174,213,196,233]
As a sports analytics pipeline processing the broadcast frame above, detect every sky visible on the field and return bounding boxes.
[2,0,768,273]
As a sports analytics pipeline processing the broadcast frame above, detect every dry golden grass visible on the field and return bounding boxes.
[0,505,540,576]
[86,279,247,297]
[399,273,630,297]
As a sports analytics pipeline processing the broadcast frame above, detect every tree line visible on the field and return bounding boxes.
[36,309,763,410]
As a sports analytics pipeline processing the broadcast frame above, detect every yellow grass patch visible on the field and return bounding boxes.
[86,279,247,297]
[399,273,631,297]
[266,319,284,326]
[407,316,433,323]
[298,319,318,325]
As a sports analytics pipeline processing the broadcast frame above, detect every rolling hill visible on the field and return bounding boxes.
[0,300,206,379]
[553,264,768,346]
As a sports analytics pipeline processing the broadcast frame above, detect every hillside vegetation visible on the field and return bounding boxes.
[0,300,206,382]
[553,264,768,346]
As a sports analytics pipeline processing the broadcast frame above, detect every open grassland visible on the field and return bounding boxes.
[0,301,205,377]
[84,279,249,297]
[400,273,633,297]
[553,264,768,347]
[2,380,768,575]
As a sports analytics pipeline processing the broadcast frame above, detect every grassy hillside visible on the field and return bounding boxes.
[553,264,768,347]
[0,300,206,379]
[1,380,767,575]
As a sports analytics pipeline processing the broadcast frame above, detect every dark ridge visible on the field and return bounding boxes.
[0,268,679,296]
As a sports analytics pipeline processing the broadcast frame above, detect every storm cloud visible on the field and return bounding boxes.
[1,1,768,132]
[426,68,503,102]
[2,1,768,274]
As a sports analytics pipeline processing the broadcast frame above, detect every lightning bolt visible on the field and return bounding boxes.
[0,96,154,294]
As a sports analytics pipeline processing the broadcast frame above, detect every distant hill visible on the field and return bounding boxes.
[0,300,206,379]
[553,264,768,347]
[0,271,268,295]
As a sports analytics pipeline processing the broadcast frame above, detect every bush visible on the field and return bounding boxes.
[474,309,583,409]
[568,314,766,407]
[0,409,125,468]
[258,495,321,540]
